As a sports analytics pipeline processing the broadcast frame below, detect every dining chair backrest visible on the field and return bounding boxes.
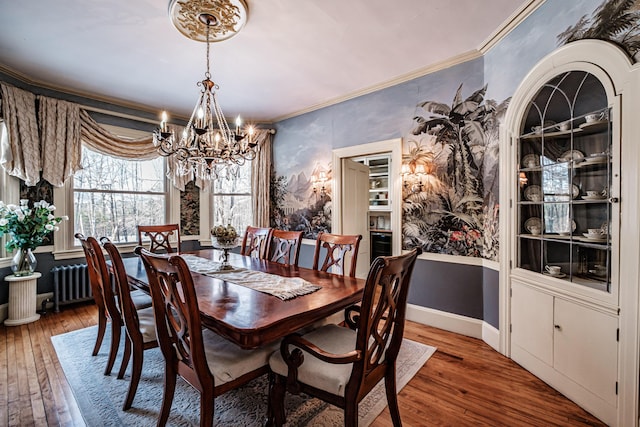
[240,226,272,259]
[268,230,303,266]
[102,237,158,410]
[312,232,362,277]
[135,246,273,426]
[101,237,144,347]
[76,233,110,316]
[75,232,123,375]
[137,224,181,253]
[269,248,421,427]
[135,247,209,386]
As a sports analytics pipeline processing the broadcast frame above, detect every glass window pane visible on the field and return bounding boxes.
[212,195,251,233]
[74,192,166,243]
[74,147,164,192]
[213,164,251,194]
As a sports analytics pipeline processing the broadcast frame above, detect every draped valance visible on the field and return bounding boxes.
[0,82,273,203]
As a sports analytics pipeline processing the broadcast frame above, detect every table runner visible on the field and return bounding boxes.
[181,254,321,300]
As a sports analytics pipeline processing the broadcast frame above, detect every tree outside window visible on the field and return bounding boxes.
[74,146,167,243]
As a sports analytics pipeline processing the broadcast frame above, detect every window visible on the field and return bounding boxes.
[73,146,167,243]
[211,163,252,235]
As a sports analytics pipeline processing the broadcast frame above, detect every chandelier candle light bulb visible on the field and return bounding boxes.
[154,1,259,181]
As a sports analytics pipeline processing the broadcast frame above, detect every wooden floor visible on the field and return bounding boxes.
[0,303,606,427]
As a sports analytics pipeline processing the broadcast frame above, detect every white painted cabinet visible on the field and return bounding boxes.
[501,40,640,426]
[511,282,618,409]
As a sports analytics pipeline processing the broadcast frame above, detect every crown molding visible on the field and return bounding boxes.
[0,64,167,120]
[271,49,483,122]
[479,0,546,54]
[271,0,544,123]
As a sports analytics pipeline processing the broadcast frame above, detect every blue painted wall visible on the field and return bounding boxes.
[272,0,610,328]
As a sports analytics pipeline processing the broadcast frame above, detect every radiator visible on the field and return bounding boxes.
[51,264,93,312]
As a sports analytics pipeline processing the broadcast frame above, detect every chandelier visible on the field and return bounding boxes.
[154,0,254,180]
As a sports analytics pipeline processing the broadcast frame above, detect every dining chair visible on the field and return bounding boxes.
[312,232,362,277]
[137,224,181,253]
[267,230,303,266]
[101,238,158,410]
[135,247,276,427]
[75,233,152,376]
[240,226,273,259]
[267,248,421,427]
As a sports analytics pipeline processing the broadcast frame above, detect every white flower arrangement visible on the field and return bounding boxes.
[0,199,68,251]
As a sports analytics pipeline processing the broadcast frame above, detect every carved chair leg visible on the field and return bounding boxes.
[344,403,358,427]
[118,336,132,379]
[104,322,120,376]
[385,368,402,427]
[122,343,143,410]
[269,374,287,427]
[93,311,107,356]
[158,363,177,427]
[199,389,215,427]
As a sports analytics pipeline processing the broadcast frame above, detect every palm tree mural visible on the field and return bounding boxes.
[403,83,508,259]
[557,0,640,61]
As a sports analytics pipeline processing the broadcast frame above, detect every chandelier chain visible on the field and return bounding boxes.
[153,4,258,181]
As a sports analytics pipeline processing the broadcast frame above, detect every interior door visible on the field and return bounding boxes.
[341,158,370,278]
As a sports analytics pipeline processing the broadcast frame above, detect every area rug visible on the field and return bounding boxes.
[52,325,436,426]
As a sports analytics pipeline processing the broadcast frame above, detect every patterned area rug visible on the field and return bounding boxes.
[52,325,436,426]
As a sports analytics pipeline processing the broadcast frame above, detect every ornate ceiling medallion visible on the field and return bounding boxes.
[168,0,248,42]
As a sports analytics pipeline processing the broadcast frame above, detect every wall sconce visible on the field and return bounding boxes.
[402,162,427,193]
[312,171,329,199]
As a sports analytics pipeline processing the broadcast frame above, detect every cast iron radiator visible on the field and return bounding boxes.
[51,264,92,312]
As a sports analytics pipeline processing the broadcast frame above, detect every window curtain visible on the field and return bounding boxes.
[251,129,273,227]
[0,83,40,186]
[79,110,157,160]
[38,96,81,187]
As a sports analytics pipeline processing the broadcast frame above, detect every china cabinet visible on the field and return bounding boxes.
[501,40,640,427]
[353,154,391,211]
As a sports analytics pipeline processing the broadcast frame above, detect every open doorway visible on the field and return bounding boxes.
[332,138,403,278]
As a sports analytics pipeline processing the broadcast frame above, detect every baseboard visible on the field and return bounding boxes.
[482,321,500,352]
[406,304,483,339]
[0,292,53,323]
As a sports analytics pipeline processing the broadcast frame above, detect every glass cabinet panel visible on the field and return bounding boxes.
[517,71,614,293]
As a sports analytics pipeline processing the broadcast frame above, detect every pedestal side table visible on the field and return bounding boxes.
[4,272,41,326]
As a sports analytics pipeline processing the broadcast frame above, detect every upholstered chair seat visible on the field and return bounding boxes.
[202,329,277,385]
[136,307,157,344]
[125,290,152,310]
[269,324,355,396]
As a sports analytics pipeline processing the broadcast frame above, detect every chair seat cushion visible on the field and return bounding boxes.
[131,289,152,309]
[269,324,356,396]
[136,306,157,343]
[202,329,276,386]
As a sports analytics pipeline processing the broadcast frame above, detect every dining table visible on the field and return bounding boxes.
[121,249,366,349]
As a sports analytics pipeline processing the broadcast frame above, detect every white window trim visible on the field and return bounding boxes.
[53,126,179,260]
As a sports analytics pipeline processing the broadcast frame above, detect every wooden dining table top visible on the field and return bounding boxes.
[121,249,366,349]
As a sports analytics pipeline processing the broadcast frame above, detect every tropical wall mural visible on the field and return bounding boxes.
[270,0,637,261]
[401,84,508,260]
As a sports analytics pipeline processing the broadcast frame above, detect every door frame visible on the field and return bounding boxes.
[332,138,403,256]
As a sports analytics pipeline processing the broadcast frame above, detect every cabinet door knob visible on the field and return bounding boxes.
[554,324,562,330]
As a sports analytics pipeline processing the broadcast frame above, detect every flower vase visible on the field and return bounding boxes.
[11,248,37,277]
[213,238,238,271]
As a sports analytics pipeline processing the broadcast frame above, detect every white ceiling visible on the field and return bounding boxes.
[0,0,530,123]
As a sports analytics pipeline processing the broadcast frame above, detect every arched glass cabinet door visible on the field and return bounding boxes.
[517,70,614,293]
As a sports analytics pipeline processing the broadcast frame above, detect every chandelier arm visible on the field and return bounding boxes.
[154,3,256,181]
